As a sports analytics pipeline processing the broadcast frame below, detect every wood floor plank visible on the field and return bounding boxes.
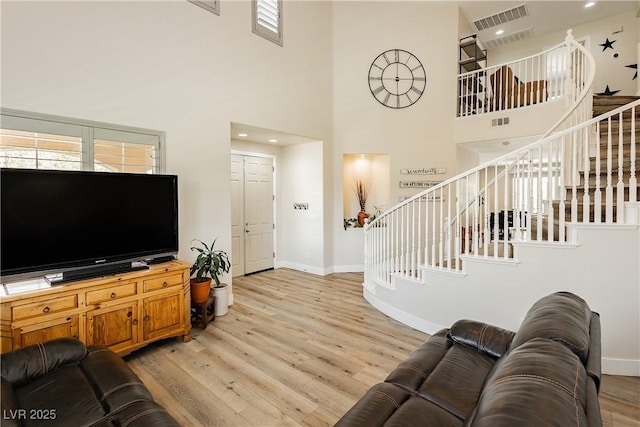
[125,268,640,427]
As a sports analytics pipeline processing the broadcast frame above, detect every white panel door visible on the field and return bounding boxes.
[230,154,245,276]
[230,154,274,276]
[244,156,274,274]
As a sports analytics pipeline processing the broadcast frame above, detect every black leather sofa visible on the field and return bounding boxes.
[1,338,179,427]
[336,291,603,427]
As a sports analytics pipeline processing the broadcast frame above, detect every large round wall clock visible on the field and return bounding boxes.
[368,49,426,109]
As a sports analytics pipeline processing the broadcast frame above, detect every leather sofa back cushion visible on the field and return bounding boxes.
[510,291,591,362]
[466,338,589,427]
[1,338,87,387]
[449,320,515,359]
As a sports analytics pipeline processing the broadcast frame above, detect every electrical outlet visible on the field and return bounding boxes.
[293,203,309,210]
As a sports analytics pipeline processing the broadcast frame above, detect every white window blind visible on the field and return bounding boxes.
[0,110,164,174]
[252,0,282,46]
[188,0,219,16]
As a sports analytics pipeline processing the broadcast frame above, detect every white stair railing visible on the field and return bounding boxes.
[365,31,639,287]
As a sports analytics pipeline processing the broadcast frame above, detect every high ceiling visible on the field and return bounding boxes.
[457,1,637,46]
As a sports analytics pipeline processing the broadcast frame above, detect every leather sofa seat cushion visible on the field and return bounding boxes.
[385,329,497,421]
[466,338,592,427]
[335,382,463,427]
[80,347,154,412]
[510,291,592,362]
[15,364,106,427]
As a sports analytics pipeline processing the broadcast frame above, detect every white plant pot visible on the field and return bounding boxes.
[212,284,228,316]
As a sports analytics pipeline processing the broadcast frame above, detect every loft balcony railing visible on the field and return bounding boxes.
[458,31,590,119]
[364,31,640,287]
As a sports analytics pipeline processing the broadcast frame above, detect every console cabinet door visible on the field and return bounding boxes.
[86,301,138,353]
[143,292,183,341]
[13,315,79,349]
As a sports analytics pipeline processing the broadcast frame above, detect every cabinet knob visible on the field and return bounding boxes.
[162,282,168,288]
[127,311,132,318]
[132,319,138,326]
[143,315,150,322]
[110,292,116,299]
[43,306,50,313]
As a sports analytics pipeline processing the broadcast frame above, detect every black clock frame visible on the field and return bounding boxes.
[368,49,426,109]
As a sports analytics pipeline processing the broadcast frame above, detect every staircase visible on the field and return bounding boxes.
[362,33,640,376]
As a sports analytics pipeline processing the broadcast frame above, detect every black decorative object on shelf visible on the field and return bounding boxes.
[596,85,621,96]
[626,63,637,80]
[599,38,616,51]
[368,49,426,109]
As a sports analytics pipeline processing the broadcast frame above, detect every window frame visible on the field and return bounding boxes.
[187,0,220,16]
[252,0,283,47]
[0,108,166,173]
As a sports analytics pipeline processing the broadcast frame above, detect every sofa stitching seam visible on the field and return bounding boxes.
[101,381,146,402]
[486,374,577,398]
[372,390,400,409]
[37,343,47,375]
[574,358,581,427]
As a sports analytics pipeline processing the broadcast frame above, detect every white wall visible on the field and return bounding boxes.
[0,1,334,275]
[489,11,640,97]
[331,1,460,270]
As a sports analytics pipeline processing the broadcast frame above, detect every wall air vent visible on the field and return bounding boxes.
[485,29,535,49]
[473,4,528,31]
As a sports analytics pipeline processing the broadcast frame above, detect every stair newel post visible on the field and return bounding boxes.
[606,115,614,223]
[617,111,626,224]
[594,120,602,223]
[583,124,591,224]
[630,106,637,203]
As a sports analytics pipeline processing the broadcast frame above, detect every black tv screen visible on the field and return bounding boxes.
[1,168,178,283]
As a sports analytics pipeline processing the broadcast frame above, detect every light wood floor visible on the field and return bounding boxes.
[126,268,639,426]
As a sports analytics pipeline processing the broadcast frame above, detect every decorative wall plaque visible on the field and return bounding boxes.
[400,167,446,175]
[399,181,441,188]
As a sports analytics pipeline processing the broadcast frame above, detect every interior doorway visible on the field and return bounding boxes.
[231,153,275,276]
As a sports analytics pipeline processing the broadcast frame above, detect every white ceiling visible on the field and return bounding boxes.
[456,1,636,45]
[230,122,320,146]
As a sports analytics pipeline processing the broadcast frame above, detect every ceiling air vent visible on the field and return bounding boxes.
[485,29,535,49]
[473,4,528,31]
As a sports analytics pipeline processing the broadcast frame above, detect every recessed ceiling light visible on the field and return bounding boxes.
[585,2,595,8]
[238,133,248,137]
[495,29,504,35]
[268,139,278,143]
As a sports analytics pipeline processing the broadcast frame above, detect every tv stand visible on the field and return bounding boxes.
[48,262,149,285]
[146,255,176,265]
[0,260,191,356]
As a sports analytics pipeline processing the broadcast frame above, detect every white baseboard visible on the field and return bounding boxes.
[602,357,640,377]
[275,261,328,276]
[332,265,364,273]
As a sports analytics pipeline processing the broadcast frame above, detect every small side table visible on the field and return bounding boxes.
[191,294,215,329]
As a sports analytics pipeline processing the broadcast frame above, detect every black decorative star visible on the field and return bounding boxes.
[599,38,616,51]
[626,63,638,80]
[596,85,620,96]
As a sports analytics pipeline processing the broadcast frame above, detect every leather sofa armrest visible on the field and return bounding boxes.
[585,312,602,391]
[1,378,22,427]
[0,338,88,387]
[449,320,515,359]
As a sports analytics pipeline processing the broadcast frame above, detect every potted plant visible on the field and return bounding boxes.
[352,178,371,226]
[190,238,231,315]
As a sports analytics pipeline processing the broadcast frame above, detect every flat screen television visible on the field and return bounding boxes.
[1,168,178,284]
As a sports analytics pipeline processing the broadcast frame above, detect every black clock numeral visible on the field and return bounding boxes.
[383,92,391,106]
[372,86,386,96]
[406,93,413,104]
[369,76,382,81]
[410,86,423,95]
[411,65,423,72]
[414,76,426,82]
[396,95,400,109]
[382,53,391,65]
[394,49,400,63]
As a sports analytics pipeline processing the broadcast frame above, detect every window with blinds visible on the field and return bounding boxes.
[188,0,219,16]
[0,111,164,174]
[0,129,83,171]
[252,0,282,46]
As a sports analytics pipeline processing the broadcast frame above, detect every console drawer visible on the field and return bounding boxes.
[86,282,138,305]
[143,273,183,292]
[13,295,78,321]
